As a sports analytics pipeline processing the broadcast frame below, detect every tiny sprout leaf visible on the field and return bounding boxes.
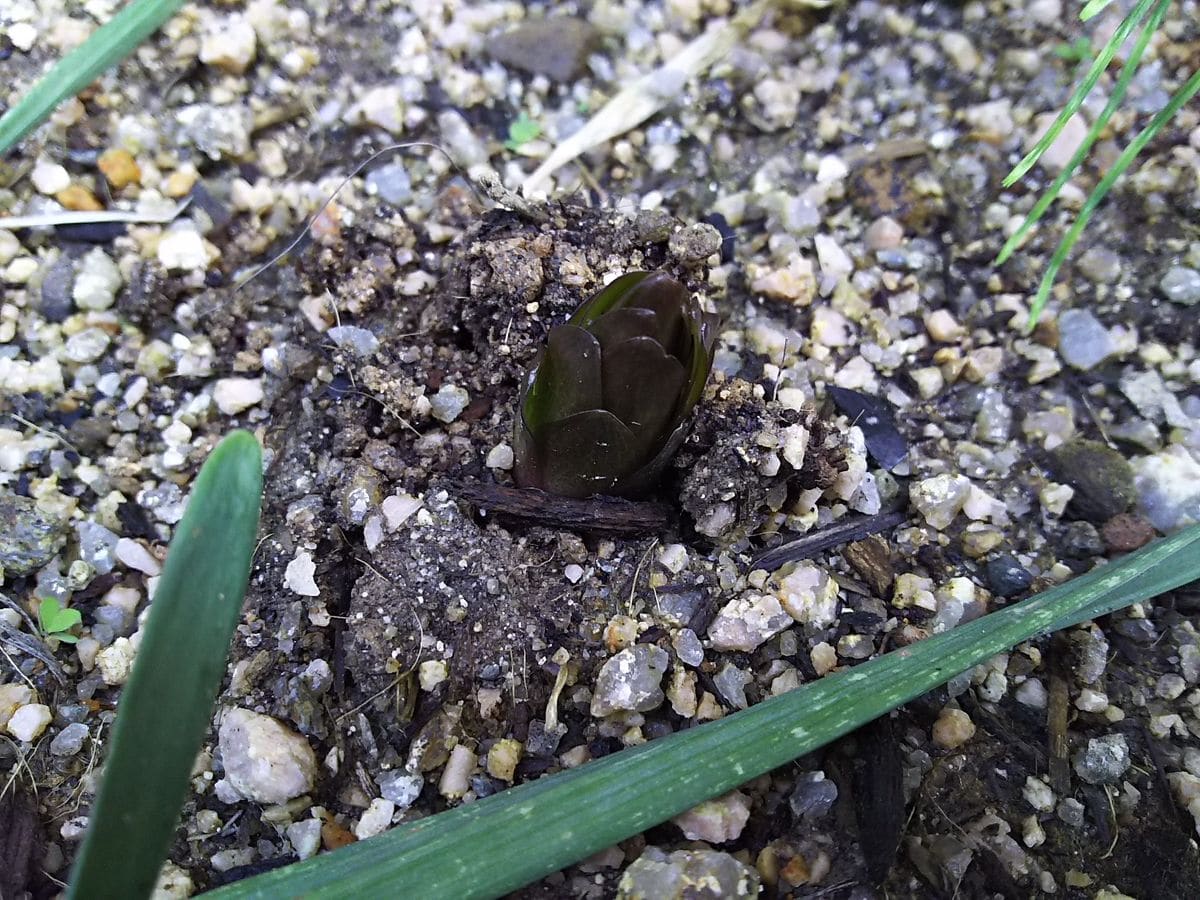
[504,112,542,151]
[515,272,717,499]
[39,597,82,642]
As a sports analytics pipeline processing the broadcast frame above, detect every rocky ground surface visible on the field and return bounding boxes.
[2,0,1200,897]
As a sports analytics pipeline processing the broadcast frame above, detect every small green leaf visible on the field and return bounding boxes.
[38,597,82,641]
[504,112,542,151]
[1054,37,1092,62]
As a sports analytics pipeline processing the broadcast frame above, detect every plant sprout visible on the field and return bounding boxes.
[514,271,718,499]
[37,597,81,644]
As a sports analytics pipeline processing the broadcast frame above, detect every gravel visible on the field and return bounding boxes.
[2,0,1199,894]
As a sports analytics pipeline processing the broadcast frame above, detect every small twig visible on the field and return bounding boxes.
[1047,634,1072,795]
[452,480,672,535]
[750,510,908,572]
[0,199,191,230]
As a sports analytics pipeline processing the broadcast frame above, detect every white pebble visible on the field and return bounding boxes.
[97,638,136,685]
[381,493,422,530]
[213,377,264,415]
[485,443,514,470]
[8,22,37,52]
[199,16,258,74]
[438,744,477,800]
[7,703,52,742]
[354,798,395,839]
[284,551,319,597]
[31,159,70,194]
[157,229,210,271]
[116,538,162,575]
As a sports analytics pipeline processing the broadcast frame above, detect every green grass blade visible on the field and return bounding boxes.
[1026,63,1200,325]
[207,523,1200,900]
[1081,0,1115,21]
[69,431,263,900]
[1002,0,1155,188]
[996,0,1169,266]
[993,0,1171,267]
[0,0,184,155]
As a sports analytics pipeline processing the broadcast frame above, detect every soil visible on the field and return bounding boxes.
[2,0,1200,898]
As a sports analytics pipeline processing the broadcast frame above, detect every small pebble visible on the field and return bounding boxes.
[354,798,395,839]
[430,384,469,423]
[1101,513,1155,552]
[1057,309,1115,370]
[98,148,141,188]
[1159,266,1200,306]
[590,645,669,716]
[31,159,70,194]
[985,554,1034,597]
[485,443,514,470]
[115,538,161,575]
[1074,733,1130,785]
[50,722,90,756]
[219,707,317,804]
[213,377,264,415]
[672,790,751,843]
[7,703,52,741]
[1023,775,1055,812]
[932,707,976,750]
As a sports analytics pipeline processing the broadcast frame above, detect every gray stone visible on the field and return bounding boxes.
[376,769,423,810]
[0,493,68,576]
[617,847,760,900]
[50,722,90,756]
[327,325,380,357]
[76,520,119,575]
[1056,797,1086,827]
[1057,309,1115,370]
[218,707,317,804]
[1160,266,1200,305]
[40,255,75,322]
[488,18,600,82]
[590,645,669,717]
[365,162,412,206]
[1077,247,1122,283]
[712,662,752,709]
[985,554,1033,597]
[789,771,838,820]
[1047,439,1137,523]
[1074,733,1130,784]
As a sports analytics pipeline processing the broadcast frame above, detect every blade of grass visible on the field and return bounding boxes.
[1025,64,1200,325]
[1081,0,1116,21]
[207,523,1200,900]
[996,0,1170,267]
[0,0,184,155]
[69,430,262,900]
[1002,0,1155,187]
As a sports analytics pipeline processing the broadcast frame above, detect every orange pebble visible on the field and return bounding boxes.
[55,184,103,211]
[98,148,141,189]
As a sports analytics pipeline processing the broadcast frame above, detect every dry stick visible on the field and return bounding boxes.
[750,510,908,573]
[452,480,672,535]
[1047,633,1072,795]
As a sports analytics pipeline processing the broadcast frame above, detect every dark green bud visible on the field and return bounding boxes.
[514,271,718,498]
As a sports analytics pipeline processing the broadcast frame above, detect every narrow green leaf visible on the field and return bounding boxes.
[996,0,1169,266]
[207,523,1200,900]
[1080,0,1115,21]
[1002,0,1155,188]
[0,0,185,154]
[1026,63,1200,326]
[69,430,263,900]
